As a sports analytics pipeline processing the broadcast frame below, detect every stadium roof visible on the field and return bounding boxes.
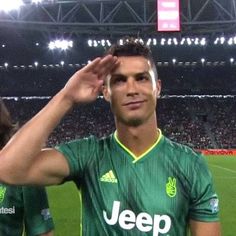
[0,0,236,36]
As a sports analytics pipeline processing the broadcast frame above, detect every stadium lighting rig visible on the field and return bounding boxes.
[48,40,73,51]
[0,0,46,12]
[86,35,236,48]
[32,0,43,3]
[214,36,236,45]
[0,0,24,12]
[87,37,208,48]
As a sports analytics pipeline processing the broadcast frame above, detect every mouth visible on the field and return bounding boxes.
[123,100,146,109]
[123,100,144,105]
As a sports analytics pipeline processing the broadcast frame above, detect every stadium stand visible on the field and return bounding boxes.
[3,96,236,150]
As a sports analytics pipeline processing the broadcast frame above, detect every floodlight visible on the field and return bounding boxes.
[180,38,185,45]
[106,40,111,46]
[186,38,191,45]
[101,39,106,47]
[0,0,24,12]
[228,38,233,45]
[160,38,165,45]
[153,39,157,46]
[220,37,225,44]
[93,40,98,47]
[48,42,55,50]
[32,0,42,3]
[167,38,172,45]
[48,40,73,51]
[200,38,206,46]
[194,38,199,45]
[146,38,152,46]
[88,39,93,47]
[214,37,219,45]
[173,38,178,45]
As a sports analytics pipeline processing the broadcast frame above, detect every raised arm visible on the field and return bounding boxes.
[0,55,118,186]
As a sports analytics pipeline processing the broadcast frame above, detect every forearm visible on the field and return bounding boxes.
[0,90,73,184]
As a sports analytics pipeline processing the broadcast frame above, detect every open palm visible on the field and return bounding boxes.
[63,55,118,104]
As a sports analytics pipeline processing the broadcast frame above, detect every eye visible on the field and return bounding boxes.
[111,75,127,85]
[136,74,150,82]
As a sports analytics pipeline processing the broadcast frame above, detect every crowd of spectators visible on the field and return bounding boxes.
[3,96,236,150]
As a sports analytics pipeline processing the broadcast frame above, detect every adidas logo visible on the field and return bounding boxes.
[100,170,118,183]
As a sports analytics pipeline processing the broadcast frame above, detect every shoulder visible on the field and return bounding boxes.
[161,135,204,163]
[57,135,112,151]
[57,135,111,147]
[55,135,113,164]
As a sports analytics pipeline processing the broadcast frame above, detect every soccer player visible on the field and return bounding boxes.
[0,99,54,236]
[0,39,220,235]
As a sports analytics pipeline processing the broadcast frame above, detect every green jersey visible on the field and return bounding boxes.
[56,130,219,236]
[0,185,54,236]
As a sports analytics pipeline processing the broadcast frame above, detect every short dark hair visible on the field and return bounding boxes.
[0,99,17,149]
[106,37,158,79]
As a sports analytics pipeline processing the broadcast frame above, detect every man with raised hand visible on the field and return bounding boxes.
[0,39,220,235]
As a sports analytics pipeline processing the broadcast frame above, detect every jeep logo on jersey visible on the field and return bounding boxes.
[103,201,171,235]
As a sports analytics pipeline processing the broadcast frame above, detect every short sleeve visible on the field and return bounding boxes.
[23,186,54,236]
[55,136,98,179]
[189,154,220,222]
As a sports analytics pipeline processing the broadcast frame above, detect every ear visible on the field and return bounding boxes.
[156,79,161,98]
[102,84,111,102]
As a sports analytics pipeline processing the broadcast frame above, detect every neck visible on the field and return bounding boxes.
[115,114,159,157]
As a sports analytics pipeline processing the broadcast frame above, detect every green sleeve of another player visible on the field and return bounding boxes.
[55,136,98,178]
[23,186,54,236]
[189,154,220,222]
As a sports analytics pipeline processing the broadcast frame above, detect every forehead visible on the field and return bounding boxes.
[111,56,152,75]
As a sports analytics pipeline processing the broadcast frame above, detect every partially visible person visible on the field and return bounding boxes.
[0,98,54,236]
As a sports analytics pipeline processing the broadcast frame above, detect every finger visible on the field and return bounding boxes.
[97,57,119,80]
[173,179,176,185]
[85,55,116,76]
[84,57,102,72]
[170,179,174,186]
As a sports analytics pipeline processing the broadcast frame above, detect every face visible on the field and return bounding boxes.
[103,56,161,127]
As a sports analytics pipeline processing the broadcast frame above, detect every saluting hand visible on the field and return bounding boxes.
[62,55,118,105]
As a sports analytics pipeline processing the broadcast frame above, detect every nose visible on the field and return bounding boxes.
[126,77,138,96]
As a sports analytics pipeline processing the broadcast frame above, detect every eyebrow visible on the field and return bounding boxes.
[111,71,151,78]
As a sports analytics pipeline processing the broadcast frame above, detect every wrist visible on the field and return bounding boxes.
[54,89,75,112]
